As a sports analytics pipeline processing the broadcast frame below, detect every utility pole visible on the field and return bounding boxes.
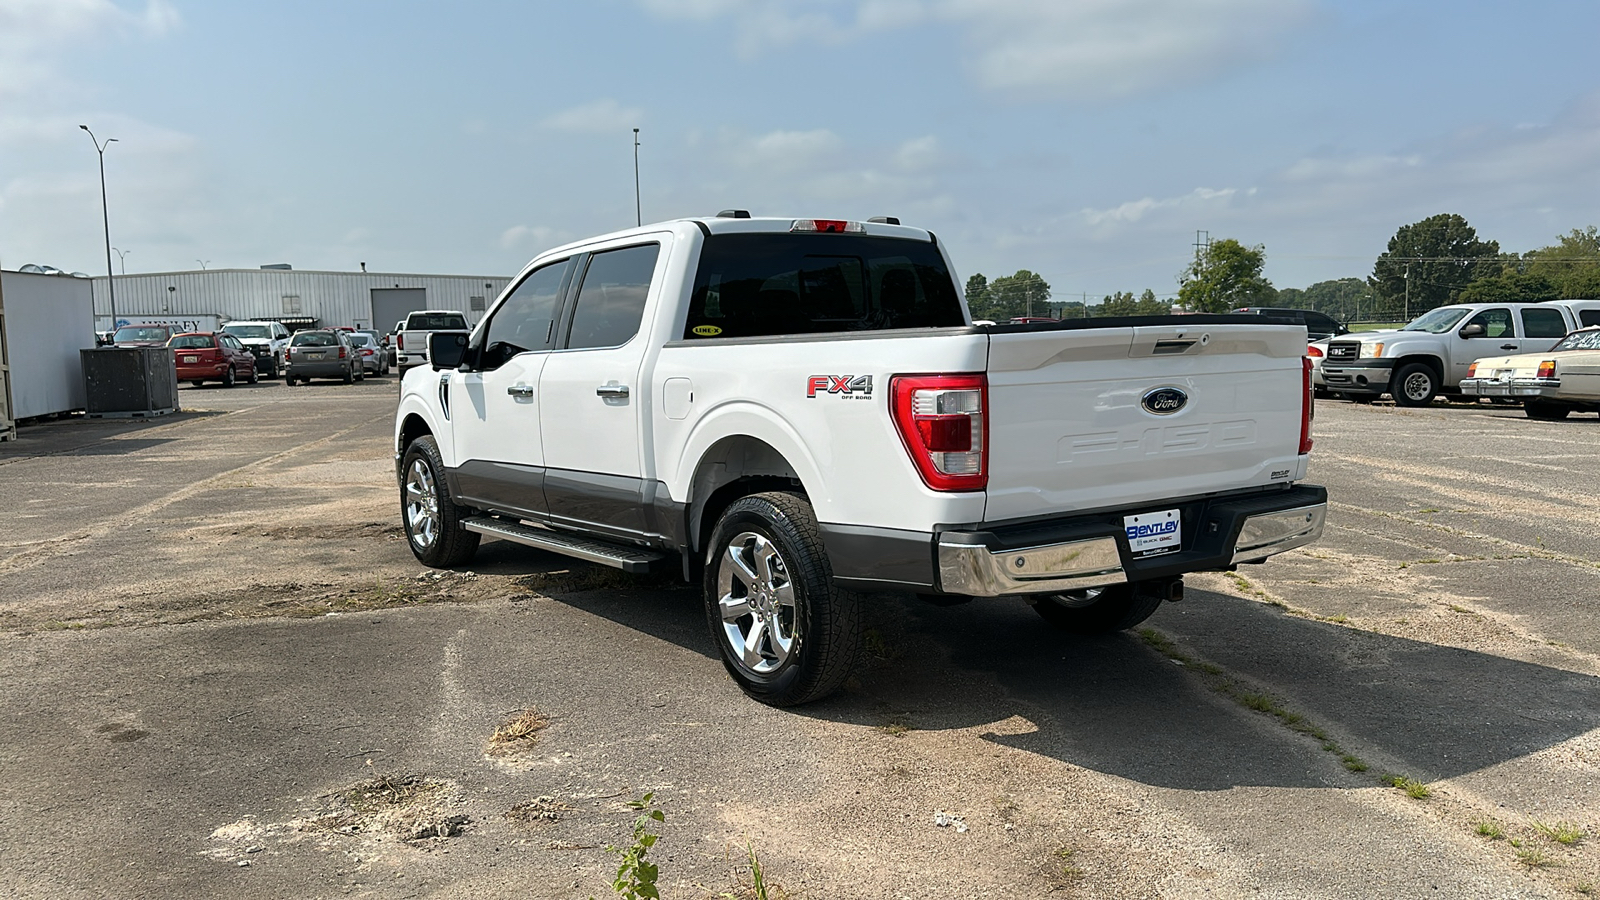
[632,128,642,228]
[1404,263,1411,322]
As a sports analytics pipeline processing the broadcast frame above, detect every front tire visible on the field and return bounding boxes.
[1392,363,1438,407]
[704,492,861,707]
[400,435,480,567]
[1032,583,1164,634]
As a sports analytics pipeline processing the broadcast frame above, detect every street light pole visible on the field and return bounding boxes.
[632,128,641,228]
[81,125,118,332]
[112,247,130,275]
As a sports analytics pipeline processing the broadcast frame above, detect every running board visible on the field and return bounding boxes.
[461,516,665,574]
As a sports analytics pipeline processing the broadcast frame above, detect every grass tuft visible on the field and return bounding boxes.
[1532,822,1585,846]
[1382,774,1431,799]
[1473,820,1505,840]
[1515,846,1556,868]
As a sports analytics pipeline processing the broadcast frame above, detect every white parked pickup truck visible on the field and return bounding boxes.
[395,310,469,371]
[394,213,1327,705]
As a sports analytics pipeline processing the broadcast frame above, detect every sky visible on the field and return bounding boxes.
[4,0,1600,303]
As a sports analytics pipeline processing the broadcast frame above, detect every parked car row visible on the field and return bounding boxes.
[1312,299,1600,419]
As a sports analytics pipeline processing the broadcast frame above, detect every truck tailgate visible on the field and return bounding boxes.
[983,321,1308,521]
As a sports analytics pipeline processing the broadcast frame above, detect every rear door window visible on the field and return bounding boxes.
[1520,307,1570,339]
[563,244,660,351]
[684,233,964,339]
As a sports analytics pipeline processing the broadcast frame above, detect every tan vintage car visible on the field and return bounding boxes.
[1460,326,1600,419]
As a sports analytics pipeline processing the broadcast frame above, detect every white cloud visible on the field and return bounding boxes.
[1081,187,1237,227]
[0,0,180,97]
[636,0,1313,96]
[499,224,561,252]
[540,99,644,134]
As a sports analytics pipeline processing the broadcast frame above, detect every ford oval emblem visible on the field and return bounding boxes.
[1141,387,1188,415]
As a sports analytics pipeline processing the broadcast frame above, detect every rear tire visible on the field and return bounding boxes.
[1392,362,1438,407]
[247,364,259,384]
[191,380,205,388]
[704,492,862,707]
[1031,583,1164,635]
[343,366,354,384]
[221,366,236,388]
[400,435,480,567]
[1526,400,1571,420]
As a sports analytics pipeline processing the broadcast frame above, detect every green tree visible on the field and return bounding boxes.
[1369,214,1500,318]
[989,270,1052,319]
[1457,271,1561,304]
[1177,239,1275,313]
[1135,288,1171,316]
[964,273,991,315]
[1524,226,1600,299]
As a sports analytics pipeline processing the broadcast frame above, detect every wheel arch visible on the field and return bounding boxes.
[684,433,816,571]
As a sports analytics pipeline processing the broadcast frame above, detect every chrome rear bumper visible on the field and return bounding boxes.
[935,495,1328,598]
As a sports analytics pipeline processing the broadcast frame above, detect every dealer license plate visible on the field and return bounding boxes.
[183,355,198,363]
[1124,509,1181,557]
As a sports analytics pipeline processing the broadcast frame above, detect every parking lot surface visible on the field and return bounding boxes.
[2,383,1597,899]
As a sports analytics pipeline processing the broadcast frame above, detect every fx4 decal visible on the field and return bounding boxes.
[807,375,874,399]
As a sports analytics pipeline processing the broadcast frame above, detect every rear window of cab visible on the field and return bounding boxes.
[683,233,964,339]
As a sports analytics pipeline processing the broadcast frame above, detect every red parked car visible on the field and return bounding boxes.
[169,332,259,387]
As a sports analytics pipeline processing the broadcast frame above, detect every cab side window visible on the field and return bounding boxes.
[565,244,660,351]
[480,259,571,369]
[1463,308,1512,338]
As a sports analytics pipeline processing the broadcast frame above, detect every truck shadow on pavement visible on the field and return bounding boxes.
[552,576,1600,793]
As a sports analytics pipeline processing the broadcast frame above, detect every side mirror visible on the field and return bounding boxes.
[1459,323,1485,338]
[430,331,468,370]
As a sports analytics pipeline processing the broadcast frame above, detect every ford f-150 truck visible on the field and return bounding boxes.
[1321,300,1600,405]
[394,213,1327,705]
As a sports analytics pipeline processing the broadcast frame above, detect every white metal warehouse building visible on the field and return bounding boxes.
[90,267,513,333]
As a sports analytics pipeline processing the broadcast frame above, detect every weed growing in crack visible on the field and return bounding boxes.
[1135,629,1374,778]
[594,793,664,900]
[1382,775,1432,799]
[1532,822,1585,846]
[1515,846,1556,868]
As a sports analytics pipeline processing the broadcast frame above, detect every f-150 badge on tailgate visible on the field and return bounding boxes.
[1141,387,1188,415]
[807,375,874,399]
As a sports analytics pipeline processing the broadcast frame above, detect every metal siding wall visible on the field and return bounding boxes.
[92,270,511,330]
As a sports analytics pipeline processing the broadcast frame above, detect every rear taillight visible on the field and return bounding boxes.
[1537,360,1557,378]
[1300,357,1314,455]
[397,334,405,349]
[338,347,347,359]
[1306,345,1324,358]
[891,374,987,491]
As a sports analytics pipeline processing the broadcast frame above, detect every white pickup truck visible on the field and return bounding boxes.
[1321,300,1600,405]
[394,214,1326,705]
[395,310,470,372]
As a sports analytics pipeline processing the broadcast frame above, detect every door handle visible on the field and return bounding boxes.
[506,384,535,397]
[1500,344,1517,350]
[596,383,630,398]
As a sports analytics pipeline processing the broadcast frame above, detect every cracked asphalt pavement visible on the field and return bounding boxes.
[1,382,1597,899]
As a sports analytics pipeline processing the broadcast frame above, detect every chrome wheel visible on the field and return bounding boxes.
[717,531,797,675]
[404,458,441,551]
